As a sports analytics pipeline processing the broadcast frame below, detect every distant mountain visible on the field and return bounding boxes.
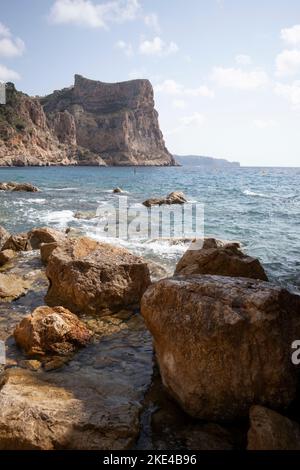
[174,155,240,168]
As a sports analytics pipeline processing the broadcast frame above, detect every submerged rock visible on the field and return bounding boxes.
[0,273,30,301]
[247,406,300,450]
[143,191,187,207]
[45,237,151,315]
[175,238,268,280]
[14,306,92,356]
[0,311,153,450]
[0,182,39,192]
[141,275,300,421]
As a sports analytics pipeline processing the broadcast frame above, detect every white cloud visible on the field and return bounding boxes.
[0,22,25,58]
[144,13,160,33]
[0,37,25,58]
[115,39,133,56]
[154,79,214,98]
[254,119,277,129]
[49,0,141,28]
[281,24,300,46]
[275,49,300,76]
[211,66,269,90]
[235,54,252,65]
[274,81,300,108]
[0,64,20,81]
[0,22,11,38]
[172,99,186,109]
[166,112,205,136]
[139,36,178,56]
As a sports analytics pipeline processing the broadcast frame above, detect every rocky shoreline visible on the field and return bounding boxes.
[0,188,299,450]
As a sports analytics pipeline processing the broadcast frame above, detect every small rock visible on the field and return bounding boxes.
[20,359,42,372]
[0,249,16,266]
[175,237,268,281]
[247,406,300,450]
[0,273,30,301]
[43,356,70,371]
[0,182,39,192]
[113,187,123,193]
[14,305,93,356]
[143,191,187,207]
[2,232,29,252]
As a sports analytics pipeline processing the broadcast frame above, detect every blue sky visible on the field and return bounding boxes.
[1,0,300,166]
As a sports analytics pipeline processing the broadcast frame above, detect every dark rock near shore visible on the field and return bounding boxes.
[175,237,268,280]
[0,226,10,249]
[141,274,300,421]
[0,249,16,266]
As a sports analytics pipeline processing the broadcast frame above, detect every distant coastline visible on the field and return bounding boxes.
[174,155,240,168]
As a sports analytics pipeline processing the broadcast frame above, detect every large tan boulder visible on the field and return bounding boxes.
[14,306,92,356]
[0,273,30,301]
[45,237,151,315]
[175,238,268,281]
[141,275,300,421]
[247,406,300,450]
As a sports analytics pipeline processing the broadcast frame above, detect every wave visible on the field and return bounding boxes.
[243,189,269,198]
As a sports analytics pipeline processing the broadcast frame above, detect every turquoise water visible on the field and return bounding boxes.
[0,166,299,293]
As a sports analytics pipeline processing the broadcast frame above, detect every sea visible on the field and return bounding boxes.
[0,165,299,294]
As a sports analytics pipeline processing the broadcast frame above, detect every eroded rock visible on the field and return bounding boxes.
[0,226,9,249]
[0,273,30,301]
[141,275,300,421]
[2,232,30,252]
[14,306,92,356]
[0,182,39,192]
[143,191,187,207]
[28,227,66,250]
[175,238,268,280]
[0,249,16,266]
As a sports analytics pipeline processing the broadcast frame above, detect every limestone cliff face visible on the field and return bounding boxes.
[41,75,175,166]
[0,83,79,166]
[0,76,174,166]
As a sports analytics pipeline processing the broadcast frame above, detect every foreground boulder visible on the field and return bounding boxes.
[45,237,151,315]
[143,191,187,207]
[141,275,300,421]
[14,306,92,356]
[0,182,39,192]
[247,406,300,450]
[175,238,268,281]
[0,226,9,249]
[0,273,30,301]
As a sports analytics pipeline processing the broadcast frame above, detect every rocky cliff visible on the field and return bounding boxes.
[0,76,174,167]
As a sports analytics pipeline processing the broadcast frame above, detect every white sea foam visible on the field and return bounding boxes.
[243,189,269,198]
[35,209,75,227]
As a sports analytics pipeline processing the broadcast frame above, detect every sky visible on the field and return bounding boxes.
[1,0,300,166]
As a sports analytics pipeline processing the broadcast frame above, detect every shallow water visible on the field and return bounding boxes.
[0,166,299,293]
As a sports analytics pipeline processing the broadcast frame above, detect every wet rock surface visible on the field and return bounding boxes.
[0,182,39,192]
